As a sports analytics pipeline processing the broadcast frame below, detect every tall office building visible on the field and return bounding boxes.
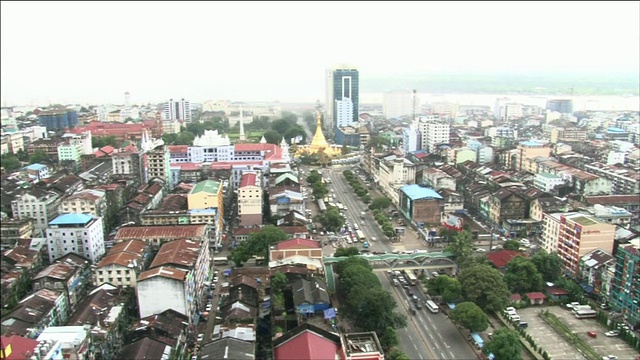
[546,99,573,114]
[162,98,191,122]
[325,67,359,130]
[383,91,414,119]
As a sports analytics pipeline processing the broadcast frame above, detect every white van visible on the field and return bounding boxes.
[510,315,521,322]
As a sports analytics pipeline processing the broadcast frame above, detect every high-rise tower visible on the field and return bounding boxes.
[239,104,246,142]
[325,66,359,130]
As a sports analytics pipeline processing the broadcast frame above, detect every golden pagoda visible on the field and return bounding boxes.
[297,111,342,157]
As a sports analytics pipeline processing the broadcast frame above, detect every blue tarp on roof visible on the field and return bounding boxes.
[400,184,443,200]
[324,308,336,319]
[49,213,93,225]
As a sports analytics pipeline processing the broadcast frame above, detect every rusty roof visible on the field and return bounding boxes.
[137,266,189,282]
[67,287,121,326]
[107,239,148,255]
[33,262,75,281]
[95,251,143,268]
[115,224,207,241]
[2,246,39,267]
[129,309,188,339]
[149,239,201,269]
[157,194,188,211]
[7,289,63,324]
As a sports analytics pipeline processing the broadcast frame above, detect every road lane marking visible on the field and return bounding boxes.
[413,344,418,350]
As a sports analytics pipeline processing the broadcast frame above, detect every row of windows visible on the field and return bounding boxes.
[97,269,131,275]
[96,277,132,283]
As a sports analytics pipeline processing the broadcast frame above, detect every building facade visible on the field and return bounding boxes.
[46,214,105,263]
[162,98,191,122]
[556,213,615,276]
[610,242,639,326]
[238,172,262,227]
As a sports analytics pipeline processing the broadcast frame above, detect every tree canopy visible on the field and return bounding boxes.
[368,197,392,211]
[503,239,520,251]
[1,154,21,171]
[316,207,345,233]
[450,302,489,332]
[531,250,564,282]
[484,328,523,360]
[446,230,474,260]
[335,246,360,257]
[228,225,288,266]
[458,263,509,312]
[427,275,462,303]
[504,256,543,294]
[263,130,282,145]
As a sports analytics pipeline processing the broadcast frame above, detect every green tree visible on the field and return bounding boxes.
[162,133,178,145]
[504,256,543,293]
[311,181,328,199]
[174,131,195,145]
[92,135,118,148]
[284,125,306,144]
[445,230,474,260]
[317,149,331,167]
[316,207,345,232]
[1,154,21,171]
[503,240,520,251]
[271,272,287,293]
[345,286,406,334]
[263,130,281,145]
[368,197,392,211]
[334,255,371,274]
[341,138,351,155]
[427,275,462,303]
[29,150,50,164]
[306,171,322,185]
[335,246,360,257]
[450,302,489,332]
[458,263,510,312]
[484,328,522,360]
[378,326,399,350]
[386,349,410,360]
[271,119,295,136]
[531,250,564,282]
[229,225,288,266]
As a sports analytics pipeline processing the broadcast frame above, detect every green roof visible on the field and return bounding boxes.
[572,216,598,226]
[538,172,561,179]
[191,180,221,194]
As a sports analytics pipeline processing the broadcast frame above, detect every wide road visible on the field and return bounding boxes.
[326,164,479,360]
[326,165,395,254]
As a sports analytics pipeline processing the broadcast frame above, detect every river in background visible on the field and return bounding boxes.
[360,93,640,112]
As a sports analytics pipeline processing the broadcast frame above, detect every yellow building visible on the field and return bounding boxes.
[188,180,223,212]
[296,112,342,157]
[556,213,615,276]
[515,140,551,172]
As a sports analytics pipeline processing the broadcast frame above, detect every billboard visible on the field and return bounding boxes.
[441,213,463,231]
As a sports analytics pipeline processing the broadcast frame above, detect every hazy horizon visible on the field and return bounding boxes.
[2,1,638,106]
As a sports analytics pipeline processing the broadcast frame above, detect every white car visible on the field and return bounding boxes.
[475,248,486,252]
[604,330,620,337]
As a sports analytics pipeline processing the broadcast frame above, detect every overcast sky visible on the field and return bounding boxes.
[1,1,638,106]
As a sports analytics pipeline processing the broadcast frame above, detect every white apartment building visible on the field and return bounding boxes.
[541,212,570,254]
[533,173,566,192]
[58,189,107,218]
[162,119,182,134]
[11,188,61,231]
[335,98,355,128]
[430,102,458,119]
[1,131,25,154]
[402,125,419,154]
[62,131,93,155]
[162,98,191,122]
[417,117,450,152]
[383,91,414,119]
[46,213,105,263]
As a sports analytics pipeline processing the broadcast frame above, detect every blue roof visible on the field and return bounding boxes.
[400,184,443,200]
[607,127,626,133]
[26,163,47,171]
[49,213,93,225]
[471,333,484,348]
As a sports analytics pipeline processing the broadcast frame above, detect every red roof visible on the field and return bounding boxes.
[486,250,523,268]
[0,335,39,360]
[240,173,258,188]
[274,330,341,360]
[276,238,320,250]
[72,122,149,137]
[235,143,283,161]
[510,293,522,301]
[176,163,203,171]
[525,292,547,300]
[169,145,188,153]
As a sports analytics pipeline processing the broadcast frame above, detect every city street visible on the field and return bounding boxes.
[315,164,479,360]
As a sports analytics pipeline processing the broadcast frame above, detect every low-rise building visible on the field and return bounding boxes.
[398,184,444,226]
[579,249,615,299]
[32,254,92,312]
[58,189,107,218]
[114,224,208,249]
[36,326,91,360]
[0,218,34,250]
[92,240,150,288]
[0,289,68,338]
[238,172,262,227]
[11,188,61,232]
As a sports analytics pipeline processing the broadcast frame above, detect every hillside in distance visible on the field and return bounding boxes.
[363,71,639,96]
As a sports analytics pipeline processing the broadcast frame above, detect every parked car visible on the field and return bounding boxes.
[604,330,620,337]
[587,331,597,338]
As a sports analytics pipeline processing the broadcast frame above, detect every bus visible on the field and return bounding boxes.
[425,300,439,313]
[403,270,418,286]
[213,257,229,265]
[574,309,597,319]
[355,230,366,241]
